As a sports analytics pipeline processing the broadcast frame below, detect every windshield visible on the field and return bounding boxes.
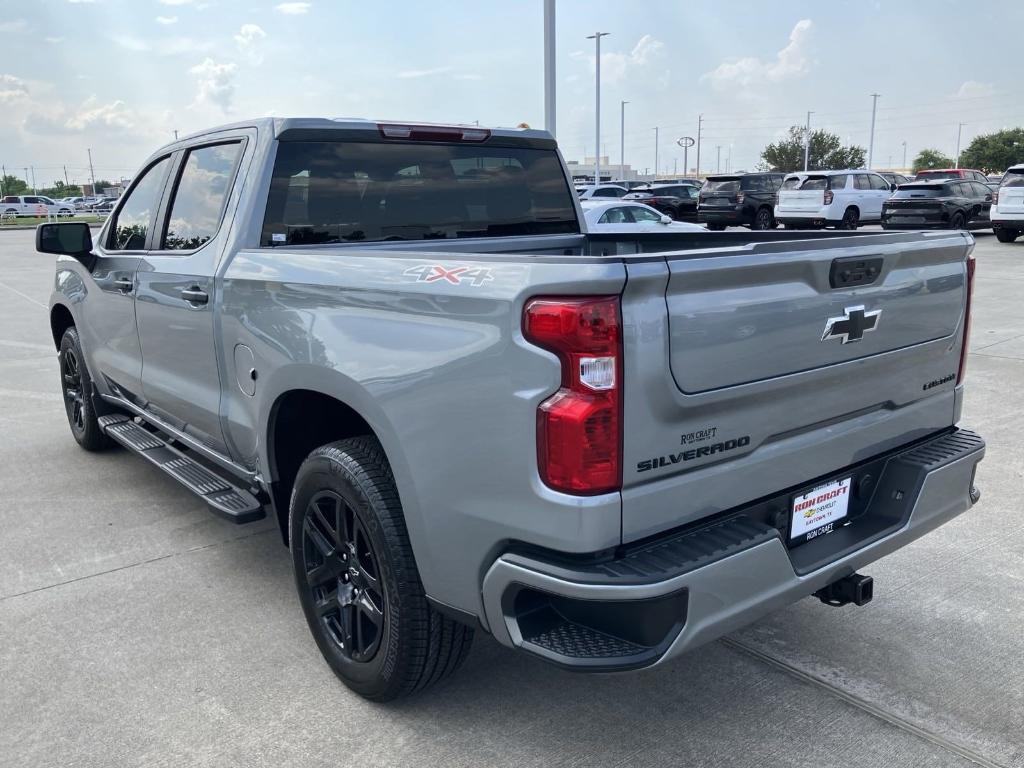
[1000,170,1024,188]
[262,140,579,245]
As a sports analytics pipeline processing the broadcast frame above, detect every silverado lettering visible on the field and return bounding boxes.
[637,436,752,473]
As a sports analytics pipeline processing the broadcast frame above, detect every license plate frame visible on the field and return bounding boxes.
[788,476,852,545]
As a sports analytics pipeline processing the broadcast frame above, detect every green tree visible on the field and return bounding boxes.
[958,128,1024,174]
[0,175,29,196]
[759,126,866,172]
[38,181,83,199]
[912,148,953,173]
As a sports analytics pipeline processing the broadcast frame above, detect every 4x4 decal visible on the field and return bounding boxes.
[402,264,494,287]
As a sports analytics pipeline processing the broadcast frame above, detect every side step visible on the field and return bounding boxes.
[98,415,265,523]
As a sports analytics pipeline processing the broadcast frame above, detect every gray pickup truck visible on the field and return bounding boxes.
[37,118,984,701]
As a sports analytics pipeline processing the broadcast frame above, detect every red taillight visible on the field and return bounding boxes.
[824,190,834,205]
[523,296,622,495]
[957,254,976,385]
[993,189,999,205]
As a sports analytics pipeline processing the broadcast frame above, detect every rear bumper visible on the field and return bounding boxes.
[991,211,1024,227]
[698,206,746,224]
[481,428,984,672]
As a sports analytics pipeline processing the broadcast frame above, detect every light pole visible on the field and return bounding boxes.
[619,100,628,181]
[653,127,659,180]
[544,0,556,137]
[586,32,609,183]
[955,122,966,169]
[902,140,907,170]
[803,111,813,171]
[867,93,880,170]
[716,145,721,173]
[696,114,703,176]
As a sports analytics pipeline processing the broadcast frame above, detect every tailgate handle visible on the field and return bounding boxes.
[830,256,883,289]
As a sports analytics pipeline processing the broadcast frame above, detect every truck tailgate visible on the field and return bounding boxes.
[620,231,972,542]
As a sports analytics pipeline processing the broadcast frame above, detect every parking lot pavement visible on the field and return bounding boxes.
[1,228,1021,768]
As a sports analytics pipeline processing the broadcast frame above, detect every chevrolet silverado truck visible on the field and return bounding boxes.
[37,118,984,701]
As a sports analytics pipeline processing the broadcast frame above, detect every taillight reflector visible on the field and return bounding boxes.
[957,253,976,385]
[523,296,622,495]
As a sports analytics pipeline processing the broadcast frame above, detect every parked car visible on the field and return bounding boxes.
[698,172,785,230]
[881,180,992,230]
[986,174,1003,184]
[775,170,894,229]
[85,197,117,212]
[991,164,1024,243]
[914,168,989,183]
[0,195,74,218]
[610,180,650,190]
[581,200,705,232]
[575,184,628,200]
[878,172,912,187]
[37,117,983,701]
[626,184,700,221]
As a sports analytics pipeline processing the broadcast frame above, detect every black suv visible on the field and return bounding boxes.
[882,180,993,230]
[625,184,700,222]
[698,172,785,230]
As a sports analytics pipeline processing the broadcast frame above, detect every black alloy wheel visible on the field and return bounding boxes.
[840,208,860,230]
[61,345,86,433]
[301,490,385,663]
[752,207,774,230]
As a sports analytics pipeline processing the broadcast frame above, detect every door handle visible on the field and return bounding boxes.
[113,278,134,293]
[181,286,209,305]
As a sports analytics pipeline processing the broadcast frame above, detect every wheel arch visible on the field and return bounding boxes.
[50,302,76,350]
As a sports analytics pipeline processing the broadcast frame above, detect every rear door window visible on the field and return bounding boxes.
[162,142,244,250]
[262,140,578,245]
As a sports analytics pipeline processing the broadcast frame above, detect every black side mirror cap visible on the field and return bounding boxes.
[36,222,95,268]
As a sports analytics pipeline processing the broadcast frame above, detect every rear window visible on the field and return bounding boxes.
[892,186,944,198]
[262,140,578,246]
[1000,170,1024,188]
[916,170,958,180]
[703,177,740,193]
[800,176,830,190]
[781,177,802,190]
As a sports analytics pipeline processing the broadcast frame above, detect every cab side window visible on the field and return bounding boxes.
[108,156,172,251]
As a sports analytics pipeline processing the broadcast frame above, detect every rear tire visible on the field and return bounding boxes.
[751,207,775,230]
[58,327,111,451]
[950,211,967,230]
[840,208,860,230]
[290,436,474,701]
[706,223,726,231]
[995,228,1019,243]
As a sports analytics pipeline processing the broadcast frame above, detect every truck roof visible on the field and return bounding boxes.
[162,117,554,152]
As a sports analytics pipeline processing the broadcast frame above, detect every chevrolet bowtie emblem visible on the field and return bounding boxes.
[821,305,882,344]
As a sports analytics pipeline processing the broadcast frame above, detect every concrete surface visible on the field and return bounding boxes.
[0,228,1021,768]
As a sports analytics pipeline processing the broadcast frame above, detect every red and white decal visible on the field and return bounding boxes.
[403,264,494,287]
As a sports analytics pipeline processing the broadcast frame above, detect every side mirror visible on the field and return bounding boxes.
[660,215,673,224]
[36,222,95,267]
[890,183,898,192]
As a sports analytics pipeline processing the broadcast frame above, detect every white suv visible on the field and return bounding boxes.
[775,170,895,229]
[575,184,628,200]
[0,195,74,219]
[992,164,1024,243]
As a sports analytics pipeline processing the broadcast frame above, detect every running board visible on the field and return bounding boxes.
[98,414,265,523]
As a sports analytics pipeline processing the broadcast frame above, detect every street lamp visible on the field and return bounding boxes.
[803,111,813,171]
[620,101,628,181]
[955,122,966,169]
[867,93,880,170]
[586,32,610,183]
[653,127,659,180]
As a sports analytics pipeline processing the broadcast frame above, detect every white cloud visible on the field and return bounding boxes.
[159,0,194,5]
[234,23,267,64]
[571,34,665,85]
[111,34,150,52]
[156,15,178,25]
[702,19,813,89]
[0,19,29,33]
[65,98,135,131]
[44,36,65,44]
[275,2,311,14]
[189,58,237,112]
[396,66,452,79]
[954,80,995,99]
[24,96,137,135]
[0,75,29,104]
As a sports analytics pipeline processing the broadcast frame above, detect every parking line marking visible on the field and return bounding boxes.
[722,637,1008,768]
[0,281,46,309]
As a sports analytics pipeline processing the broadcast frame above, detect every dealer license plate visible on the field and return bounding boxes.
[789,476,852,544]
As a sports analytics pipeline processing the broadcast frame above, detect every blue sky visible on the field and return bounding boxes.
[1,0,1022,186]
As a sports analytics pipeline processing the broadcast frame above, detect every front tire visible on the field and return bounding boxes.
[995,228,1019,243]
[59,327,111,451]
[290,437,473,701]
